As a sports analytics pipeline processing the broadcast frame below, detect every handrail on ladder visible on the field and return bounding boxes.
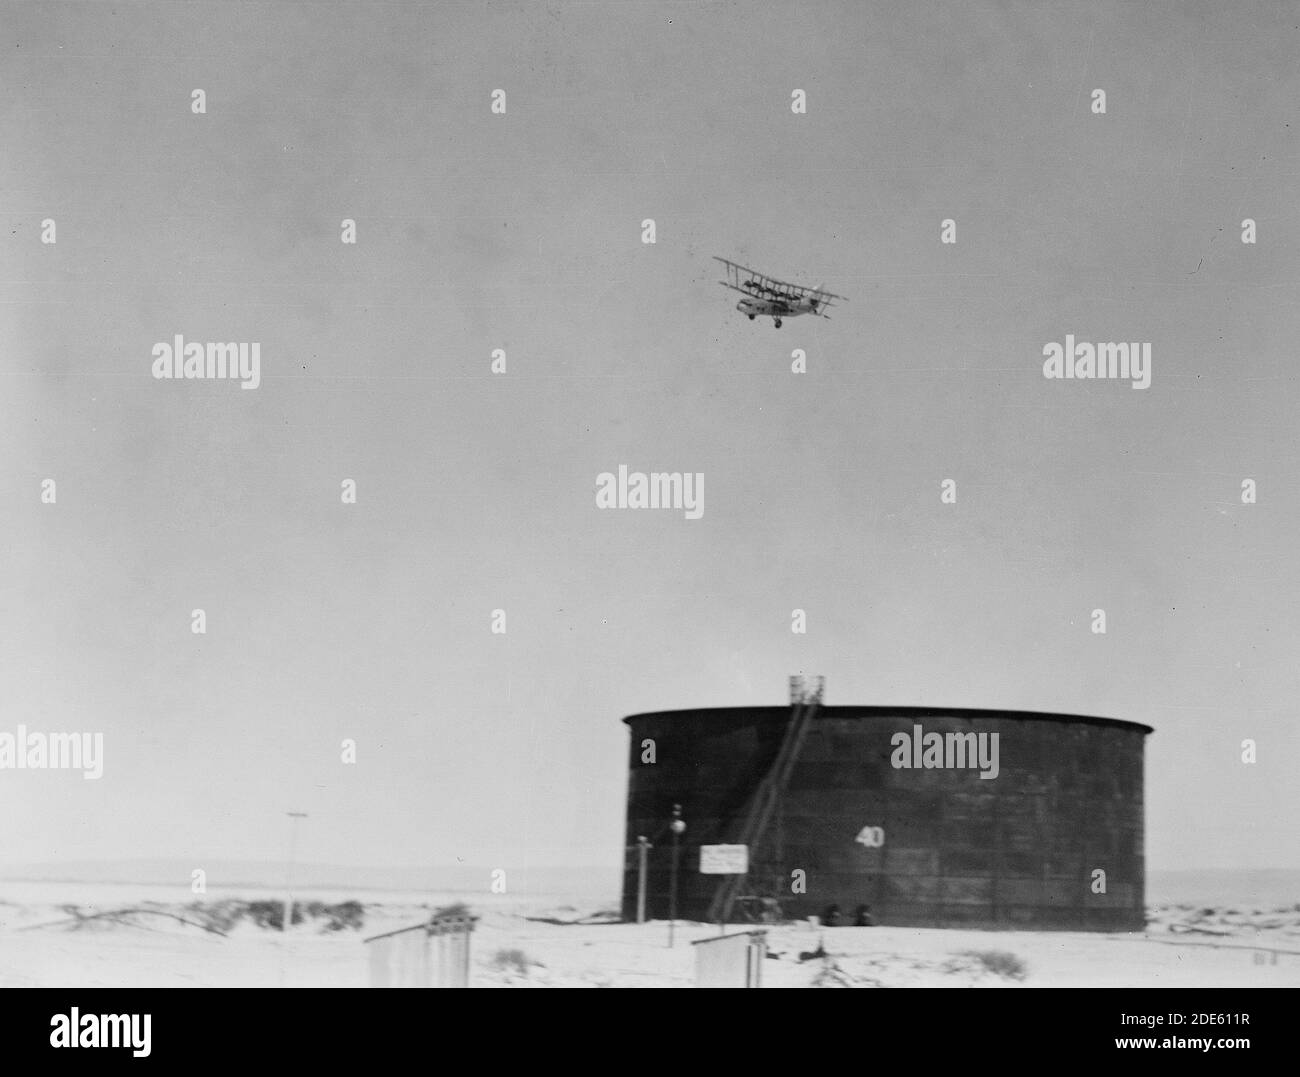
[707,691,821,923]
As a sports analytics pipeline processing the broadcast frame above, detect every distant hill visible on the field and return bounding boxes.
[0,858,622,897]
[1147,868,1300,910]
[5,861,1292,909]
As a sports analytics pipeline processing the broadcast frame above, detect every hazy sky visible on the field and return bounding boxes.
[3,1,1297,877]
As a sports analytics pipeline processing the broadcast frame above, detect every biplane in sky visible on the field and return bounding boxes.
[713,256,846,328]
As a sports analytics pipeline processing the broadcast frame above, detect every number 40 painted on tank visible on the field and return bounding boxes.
[855,826,885,848]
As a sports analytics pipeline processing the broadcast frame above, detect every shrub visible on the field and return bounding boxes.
[186,899,366,932]
[491,948,532,976]
[954,949,1027,981]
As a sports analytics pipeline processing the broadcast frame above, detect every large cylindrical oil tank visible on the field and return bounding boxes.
[621,706,1152,930]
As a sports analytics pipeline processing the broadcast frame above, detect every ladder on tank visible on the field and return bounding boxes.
[707,676,824,924]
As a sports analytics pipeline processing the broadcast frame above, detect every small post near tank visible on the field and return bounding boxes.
[283,811,307,934]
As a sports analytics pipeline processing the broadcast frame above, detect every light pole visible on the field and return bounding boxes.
[283,811,307,933]
[635,835,652,924]
[668,804,685,947]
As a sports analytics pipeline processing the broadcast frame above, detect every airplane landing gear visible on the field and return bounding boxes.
[747,314,756,320]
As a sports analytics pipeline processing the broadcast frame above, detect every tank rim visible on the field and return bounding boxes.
[622,705,1153,735]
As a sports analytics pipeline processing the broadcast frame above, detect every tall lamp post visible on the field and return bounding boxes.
[668,803,686,947]
[283,811,307,933]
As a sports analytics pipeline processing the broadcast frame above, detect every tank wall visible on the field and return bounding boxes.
[622,708,1148,931]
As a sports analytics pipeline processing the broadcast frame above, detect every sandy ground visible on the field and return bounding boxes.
[2,884,1297,988]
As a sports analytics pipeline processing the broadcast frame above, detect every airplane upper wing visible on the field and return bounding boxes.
[713,255,771,280]
[713,255,778,293]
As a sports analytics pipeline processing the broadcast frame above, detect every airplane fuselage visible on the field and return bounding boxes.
[736,292,817,325]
